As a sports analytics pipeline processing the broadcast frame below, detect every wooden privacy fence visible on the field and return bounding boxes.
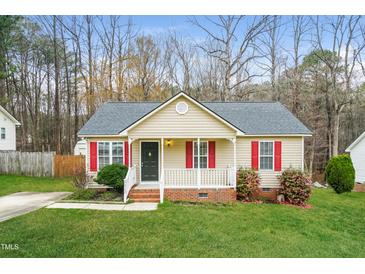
[0,151,85,177]
[54,155,85,177]
[0,151,55,177]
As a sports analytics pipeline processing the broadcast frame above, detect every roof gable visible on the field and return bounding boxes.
[346,131,365,152]
[122,92,243,135]
[0,105,21,126]
[128,96,237,138]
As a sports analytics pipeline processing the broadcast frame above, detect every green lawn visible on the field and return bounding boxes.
[0,188,364,257]
[0,175,75,196]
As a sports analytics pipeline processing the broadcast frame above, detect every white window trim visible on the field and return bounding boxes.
[97,141,124,171]
[259,140,275,171]
[193,141,209,169]
[0,127,5,140]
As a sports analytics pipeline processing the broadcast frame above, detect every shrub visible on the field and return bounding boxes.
[94,164,128,192]
[72,166,88,189]
[325,154,355,194]
[236,168,260,201]
[67,189,97,200]
[278,169,312,206]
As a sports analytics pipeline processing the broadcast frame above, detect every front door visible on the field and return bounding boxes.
[141,141,159,182]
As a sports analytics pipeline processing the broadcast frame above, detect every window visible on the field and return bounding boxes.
[260,141,273,170]
[198,193,208,198]
[0,128,5,140]
[98,141,124,170]
[193,141,208,168]
[176,101,189,114]
[98,142,110,170]
[112,142,124,164]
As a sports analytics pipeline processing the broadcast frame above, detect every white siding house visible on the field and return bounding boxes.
[0,106,21,151]
[346,131,365,183]
[74,139,87,156]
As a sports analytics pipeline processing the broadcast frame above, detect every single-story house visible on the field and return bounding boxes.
[0,105,21,151]
[346,131,365,183]
[78,92,311,202]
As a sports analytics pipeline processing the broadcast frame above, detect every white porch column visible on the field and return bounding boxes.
[197,138,201,189]
[160,138,164,203]
[161,138,164,183]
[233,138,237,188]
[128,137,133,168]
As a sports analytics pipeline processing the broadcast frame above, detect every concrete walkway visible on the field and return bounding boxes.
[47,202,158,211]
[0,192,71,222]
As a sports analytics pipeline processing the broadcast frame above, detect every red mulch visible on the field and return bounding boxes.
[239,199,312,209]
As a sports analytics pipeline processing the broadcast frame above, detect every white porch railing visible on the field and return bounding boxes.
[164,167,235,188]
[123,165,136,203]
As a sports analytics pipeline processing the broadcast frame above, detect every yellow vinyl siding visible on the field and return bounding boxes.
[236,136,303,188]
[163,138,233,169]
[128,98,236,138]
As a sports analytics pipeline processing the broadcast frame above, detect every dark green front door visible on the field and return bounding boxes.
[141,142,159,182]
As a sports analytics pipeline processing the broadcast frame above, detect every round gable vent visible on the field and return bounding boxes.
[176,101,189,115]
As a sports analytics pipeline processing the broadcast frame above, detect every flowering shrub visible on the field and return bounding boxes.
[278,169,312,206]
[236,168,260,201]
[325,154,355,194]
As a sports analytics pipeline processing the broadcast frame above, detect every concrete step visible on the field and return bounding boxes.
[129,193,160,199]
[131,197,160,203]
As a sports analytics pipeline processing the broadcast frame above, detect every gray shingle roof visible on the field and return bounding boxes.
[78,100,311,136]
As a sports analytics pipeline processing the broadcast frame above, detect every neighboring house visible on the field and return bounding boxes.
[0,105,21,151]
[74,139,87,156]
[346,131,365,183]
[78,92,311,202]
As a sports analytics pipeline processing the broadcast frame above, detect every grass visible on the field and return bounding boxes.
[0,175,75,196]
[66,189,122,201]
[0,189,365,257]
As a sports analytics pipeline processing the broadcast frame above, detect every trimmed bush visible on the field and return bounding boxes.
[236,168,260,201]
[325,154,355,194]
[278,169,312,206]
[94,164,128,192]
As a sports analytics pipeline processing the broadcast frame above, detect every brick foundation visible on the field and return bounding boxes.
[164,188,236,203]
[354,183,365,192]
[253,188,280,201]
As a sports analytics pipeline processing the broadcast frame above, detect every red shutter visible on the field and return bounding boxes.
[208,141,216,168]
[90,142,97,172]
[186,141,193,168]
[124,141,129,167]
[274,141,282,171]
[251,141,259,170]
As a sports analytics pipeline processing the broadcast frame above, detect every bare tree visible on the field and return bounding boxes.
[191,15,270,101]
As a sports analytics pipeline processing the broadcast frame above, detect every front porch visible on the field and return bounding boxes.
[123,137,237,203]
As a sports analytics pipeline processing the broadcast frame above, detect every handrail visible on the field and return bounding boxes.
[123,165,136,203]
[164,168,233,188]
